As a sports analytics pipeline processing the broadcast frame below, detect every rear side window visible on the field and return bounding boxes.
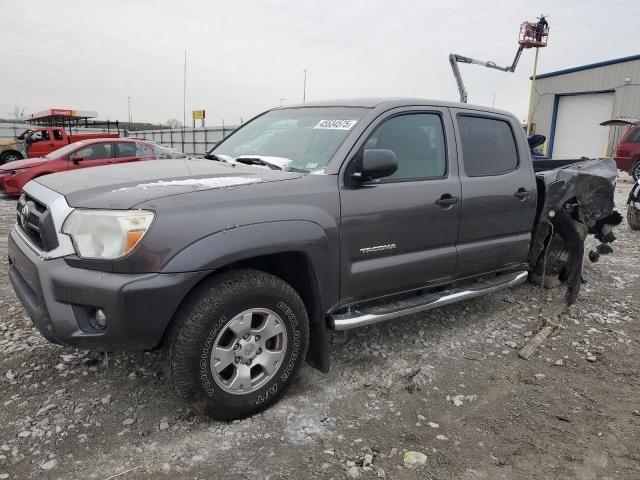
[458,115,519,176]
[624,127,640,143]
[52,129,64,141]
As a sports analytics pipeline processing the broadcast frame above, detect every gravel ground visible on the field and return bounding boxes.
[0,179,638,480]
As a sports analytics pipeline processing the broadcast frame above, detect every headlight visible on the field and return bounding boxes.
[62,210,154,260]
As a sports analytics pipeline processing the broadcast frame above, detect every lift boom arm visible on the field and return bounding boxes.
[449,46,524,103]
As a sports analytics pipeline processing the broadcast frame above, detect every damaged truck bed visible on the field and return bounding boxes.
[529,158,621,304]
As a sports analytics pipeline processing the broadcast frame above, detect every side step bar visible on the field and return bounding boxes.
[330,271,528,331]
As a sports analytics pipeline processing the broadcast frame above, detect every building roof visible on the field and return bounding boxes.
[533,54,640,80]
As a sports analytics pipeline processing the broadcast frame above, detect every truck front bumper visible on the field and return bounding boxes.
[8,229,207,350]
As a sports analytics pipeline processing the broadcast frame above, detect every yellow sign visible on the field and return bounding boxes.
[192,110,205,120]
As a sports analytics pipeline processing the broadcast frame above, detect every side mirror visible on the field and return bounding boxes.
[352,149,398,181]
[71,156,84,164]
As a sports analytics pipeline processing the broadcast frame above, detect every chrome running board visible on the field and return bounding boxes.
[330,271,528,331]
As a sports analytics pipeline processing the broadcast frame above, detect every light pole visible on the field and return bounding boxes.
[279,98,286,107]
[127,96,131,130]
[492,93,496,108]
[303,69,307,103]
[183,51,187,129]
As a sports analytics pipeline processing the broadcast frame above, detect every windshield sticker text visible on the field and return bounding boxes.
[313,119,358,130]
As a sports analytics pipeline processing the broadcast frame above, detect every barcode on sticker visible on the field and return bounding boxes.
[313,119,358,130]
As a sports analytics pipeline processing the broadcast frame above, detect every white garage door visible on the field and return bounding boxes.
[552,92,614,159]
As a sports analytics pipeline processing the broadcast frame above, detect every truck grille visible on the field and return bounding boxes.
[16,193,59,252]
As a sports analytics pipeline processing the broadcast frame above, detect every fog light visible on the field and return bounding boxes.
[94,309,107,328]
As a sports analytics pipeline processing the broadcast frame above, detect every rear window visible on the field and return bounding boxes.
[458,115,519,176]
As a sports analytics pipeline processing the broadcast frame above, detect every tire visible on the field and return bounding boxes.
[0,151,23,164]
[632,159,640,182]
[628,206,640,230]
[165,269,309,420]
[529,221,587,288]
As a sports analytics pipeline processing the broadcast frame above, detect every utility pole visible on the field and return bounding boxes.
[303,69,307,103]
[279,98,286,107]
[526,47,540,134]
[183,51,187,128]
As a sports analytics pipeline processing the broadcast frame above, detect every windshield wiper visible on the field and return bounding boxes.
[284,166,309,173]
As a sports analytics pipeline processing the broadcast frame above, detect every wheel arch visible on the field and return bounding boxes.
[159,221,337,372]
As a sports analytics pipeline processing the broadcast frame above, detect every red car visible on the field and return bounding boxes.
[614,121,640,180]
[0,138,184,197]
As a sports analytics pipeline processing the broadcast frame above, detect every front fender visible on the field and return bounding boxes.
[162,220,339,312]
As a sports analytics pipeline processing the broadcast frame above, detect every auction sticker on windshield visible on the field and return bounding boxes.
[313,119,358,130]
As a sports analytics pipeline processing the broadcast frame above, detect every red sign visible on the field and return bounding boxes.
[51,109,73,116]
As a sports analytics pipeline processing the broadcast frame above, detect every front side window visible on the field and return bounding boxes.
[363,113,446,180]
[212,107,367,172]
[73,143,113,161]
[136,142,155,157]
[458,115,519,176]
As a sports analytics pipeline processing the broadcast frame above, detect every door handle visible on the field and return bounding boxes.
[435,194,460,207]
[514,188,531,200]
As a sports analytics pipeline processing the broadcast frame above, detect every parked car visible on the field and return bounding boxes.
[612,120,640,180]
[0,138,184,196]
[0,127,120,164]
[7,98,619,420]
[628,179,640,230]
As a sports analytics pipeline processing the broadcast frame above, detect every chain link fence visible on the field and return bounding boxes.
[125,126,239,155]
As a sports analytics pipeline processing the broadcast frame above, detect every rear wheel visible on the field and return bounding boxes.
[165,269,309,420]
[0,151,23,164]
[628,205,640,230]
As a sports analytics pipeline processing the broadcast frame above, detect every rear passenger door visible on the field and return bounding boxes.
[452,110,537,277]
[339,108,461,304]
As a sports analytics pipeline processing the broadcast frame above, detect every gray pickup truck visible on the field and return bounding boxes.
[7,98,620,419]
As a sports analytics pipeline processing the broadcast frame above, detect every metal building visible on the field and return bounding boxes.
[529,54,640,159]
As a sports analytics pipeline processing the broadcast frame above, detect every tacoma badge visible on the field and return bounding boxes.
[359,244,396,254]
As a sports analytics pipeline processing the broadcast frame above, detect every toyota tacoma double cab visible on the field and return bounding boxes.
[7,98,620,419]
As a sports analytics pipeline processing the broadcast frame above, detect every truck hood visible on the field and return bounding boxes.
[0,138,20,148]
[34,159,305,209]
[0,157,47,171]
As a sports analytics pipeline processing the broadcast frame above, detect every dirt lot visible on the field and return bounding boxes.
[0,179,638,480]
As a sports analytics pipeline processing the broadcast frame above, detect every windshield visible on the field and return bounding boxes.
[43,141,88,159]
[16,129,34,140]
[211,107,367,172]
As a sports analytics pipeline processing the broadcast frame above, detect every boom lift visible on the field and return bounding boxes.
[449,16,549,103]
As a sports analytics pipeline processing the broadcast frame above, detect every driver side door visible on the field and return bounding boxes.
[339,108,461,304]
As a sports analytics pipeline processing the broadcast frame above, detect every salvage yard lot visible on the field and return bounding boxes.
[0,180,638,480]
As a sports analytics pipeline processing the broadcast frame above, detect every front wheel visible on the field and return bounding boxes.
[632,159,640,182]
[165,269,309,420]
[0,151,23,164]
[628,205,640,230]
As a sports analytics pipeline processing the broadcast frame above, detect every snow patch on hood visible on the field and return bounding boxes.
[112,176,261,192]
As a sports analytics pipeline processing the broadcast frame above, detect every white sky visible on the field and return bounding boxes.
[2,0,638,125]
